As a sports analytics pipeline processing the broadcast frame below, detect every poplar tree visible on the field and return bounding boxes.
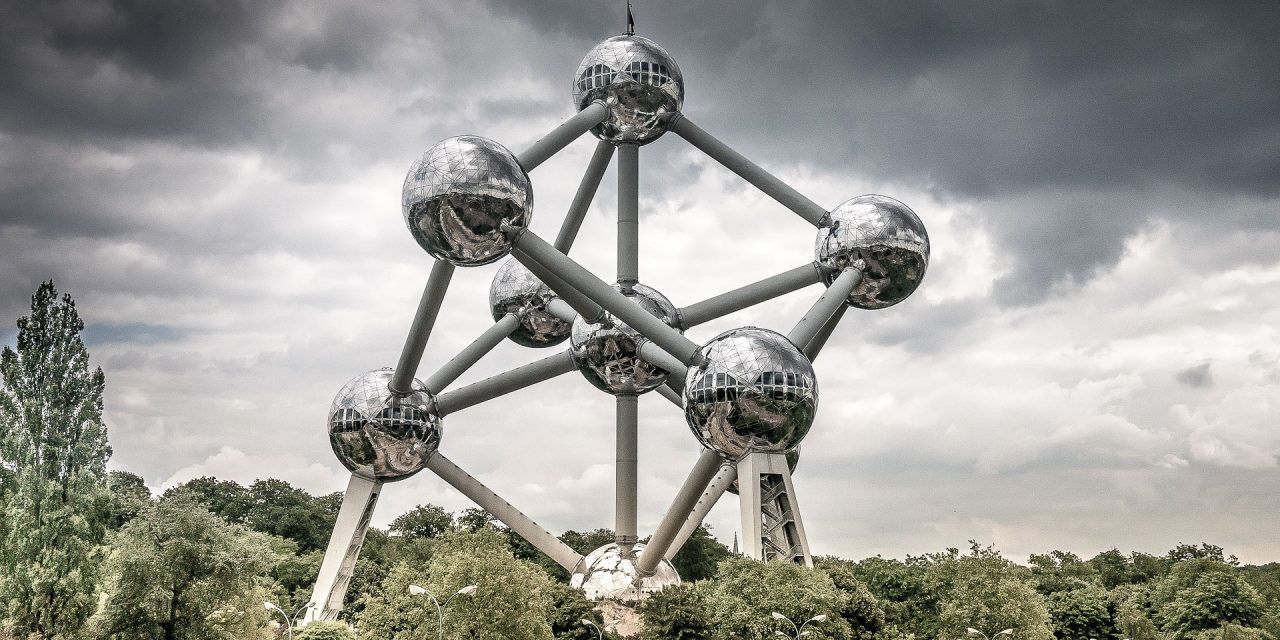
[0,281,112,638]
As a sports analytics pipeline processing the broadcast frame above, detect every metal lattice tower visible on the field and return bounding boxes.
[302,28,930,624]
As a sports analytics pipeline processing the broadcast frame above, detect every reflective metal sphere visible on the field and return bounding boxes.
[684,328,818,460]
[571,35,684,145]
[402,136,532,267]
[570,283,680,395]
[570,543,680,601]
[488,258,572,348]
[328,368,441,482]
[727,447,800,495]
[815,194,929,309]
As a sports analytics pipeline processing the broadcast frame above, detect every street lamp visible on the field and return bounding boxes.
[771,611,828,638]
[264,600,313,640]
[408,583,479,640]
[968,628,1015,640]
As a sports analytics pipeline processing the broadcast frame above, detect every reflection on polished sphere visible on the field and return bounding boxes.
[570,543,680,601]
[684,328,818,460]
[402,136,532,267]
[488,258,572,348]
[571,35,684,145]
[815,194,929,309]
[571,283,680,395]
[328,368,441,482]
[727,447,800,495]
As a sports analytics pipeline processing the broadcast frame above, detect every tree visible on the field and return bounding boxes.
[928,544,1055,640]
[670,525,731,582]
[1153,560,1265,638]
[704,556,854,639]
[560,528,616,555]
[162,476,251,523]
[1030,551,1099,596]
[95,492,282,640]
[639,583,713,640]
[850,555,939,639]
[103,470,151,530]
[243,478,336,553]
[545,581,604,640]
[296,621,357,640]
[817,557,887,640]
[0,281,113,639]
[1045,584,1115,640]
[356,529,556,640]
[389,504,454,540]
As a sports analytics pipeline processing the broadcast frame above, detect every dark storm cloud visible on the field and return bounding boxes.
[1175,362,1214,388]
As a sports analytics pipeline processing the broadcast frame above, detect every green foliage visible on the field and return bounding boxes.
[639,583,713,640]
[704,556,854,639]
[850,555,938,639]
[670,525,731,583]
[296,621,357,640]
[1029,551,1098,596]
[1187,623,1275,640]
[356,529,555,640]
[561,528,617,555]
[389,504,454,540]
[545,581,603,640]
[0,281,112,639]
[1153,560,1265,638]
[95,492,282,640]
[817,557,887,640]
[103,470,152,530]
[1044,584,1114,640]
[929,544,1054,640]
[163,476,251,523]
[243,478,337,552]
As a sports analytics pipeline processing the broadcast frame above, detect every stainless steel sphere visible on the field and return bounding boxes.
[570,543,680,601]
[328,368,441,482]
[815,194,929,309]
[570,283,680,395]
[684,328,818,460]
[402,136,532,267]
[571,35,684,145]
[488,258,572,348]
[727,447,800,495]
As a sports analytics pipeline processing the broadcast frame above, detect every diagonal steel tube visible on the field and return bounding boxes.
[788,266,862,351]
[556,140,615,254]
[803,302,849,361]
[636,448,724,575]
[616,395,638,551]
[511,245,605,324]
[508,228,702,366]
[434,349,576,416]
[665,462,737,560]
[423,313,521,394]
[390,260,455,394]
[516,102,609,171]
[426,452,583,572]
[669,115,829,227]
[617,143,639,292]
[677,263,823,329]
[655,383,683,409]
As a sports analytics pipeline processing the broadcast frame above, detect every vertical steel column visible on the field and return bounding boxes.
[426,453,584,572]
[303,474,382,625]
[556,141,615,254]
[616,394,638,552]
[617,143,639,293]
[423,313,521,394]
[636,449,724,575]
[390,261,455,394]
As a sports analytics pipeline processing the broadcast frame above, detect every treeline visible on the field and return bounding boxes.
[4,286,1280,640]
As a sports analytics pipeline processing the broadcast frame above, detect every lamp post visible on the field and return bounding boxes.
[264,600,312,640]
[771,611,828,639]
[580,617,612,640]
[968,628,1015,640]
[408,584,478,640]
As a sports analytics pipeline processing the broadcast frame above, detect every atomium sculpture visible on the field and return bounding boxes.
[303,24,929,624]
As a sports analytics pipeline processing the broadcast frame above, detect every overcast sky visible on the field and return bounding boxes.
[2,0,1278,564]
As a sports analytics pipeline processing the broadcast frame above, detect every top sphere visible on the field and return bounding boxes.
[328,368,442,482]
[571,35,684,145]
[684,328,818,460]
[402,136,532,267]
[570,283,680,395]
[488,257,572,348]
[814,194,929,309]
